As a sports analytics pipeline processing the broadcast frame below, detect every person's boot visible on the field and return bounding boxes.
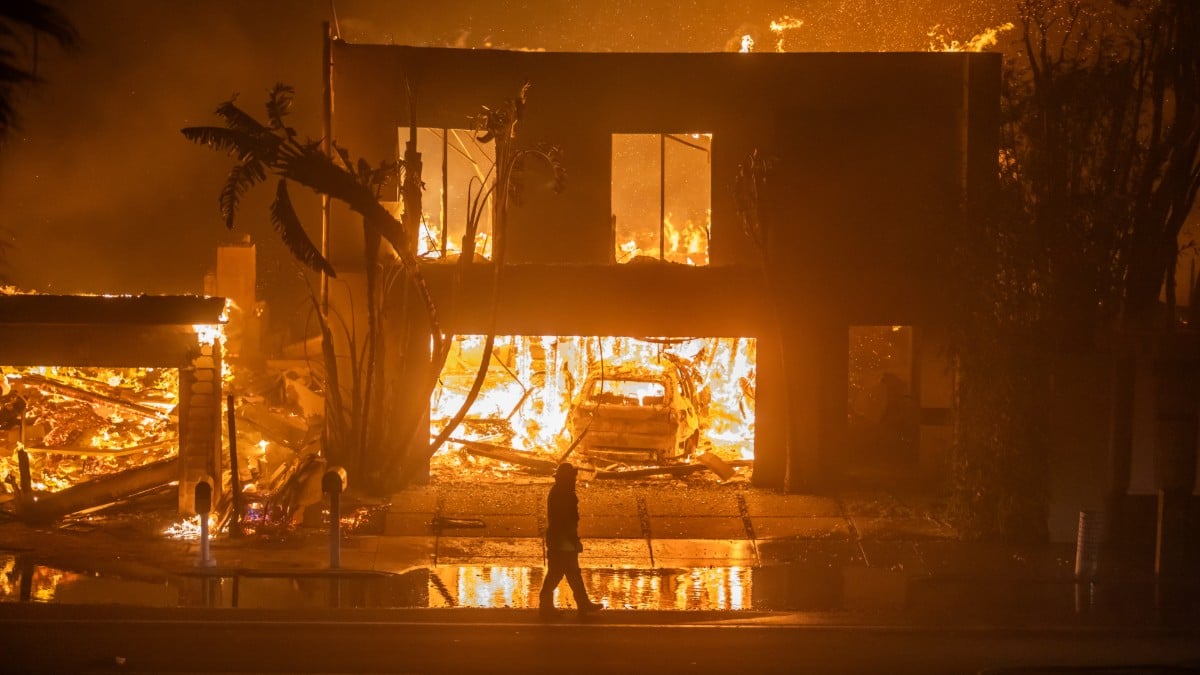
[577,599,603,615]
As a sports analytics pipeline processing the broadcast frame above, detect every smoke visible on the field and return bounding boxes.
[0,0,1012,299]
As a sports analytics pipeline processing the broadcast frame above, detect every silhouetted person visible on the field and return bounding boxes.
[538,462,602,617]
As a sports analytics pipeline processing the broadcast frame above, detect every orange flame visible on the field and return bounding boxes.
[927,22,1014,52]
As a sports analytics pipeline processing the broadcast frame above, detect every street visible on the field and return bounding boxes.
[3,607,1199,674]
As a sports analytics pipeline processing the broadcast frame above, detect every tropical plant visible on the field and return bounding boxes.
[946,0,1200,541]
[0,0,76,282]
[185,83,563,491]
[0,0,76,141]
[1011,0,1200,333]
[183,83,445,487]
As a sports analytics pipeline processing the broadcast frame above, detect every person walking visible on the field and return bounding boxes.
[538,462,603,617]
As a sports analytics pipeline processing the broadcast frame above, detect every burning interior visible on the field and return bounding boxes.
[1,366,179,494]
[432,335,755,480]
[0,294,226,520]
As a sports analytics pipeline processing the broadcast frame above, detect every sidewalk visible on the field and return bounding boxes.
[3,480,1196,628]
[203,480,960,572]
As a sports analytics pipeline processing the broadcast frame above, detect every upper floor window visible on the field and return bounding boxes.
[611,133,711,265]
[404,127,495,260]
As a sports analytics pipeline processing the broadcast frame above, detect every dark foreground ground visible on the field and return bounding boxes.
[2,476,1199,673]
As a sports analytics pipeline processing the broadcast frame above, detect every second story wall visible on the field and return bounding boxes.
[330,45,999,326]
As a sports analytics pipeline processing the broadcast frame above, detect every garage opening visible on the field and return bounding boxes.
[431,335,755,480]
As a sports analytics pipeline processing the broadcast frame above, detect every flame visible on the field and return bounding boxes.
[739,35,754,53]
[163,513,216,540]
[616,211,711,265]
[430,335,756,476]
[927,22,1013,52]
[192,323,223,347]
[769,16,804,52]
[1,365,181,493]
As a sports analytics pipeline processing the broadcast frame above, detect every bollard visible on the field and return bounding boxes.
[323,466,347,569]
[195,478,213,567]
[1074,509,1106,581]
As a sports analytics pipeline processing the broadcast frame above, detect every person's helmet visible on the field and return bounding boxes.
[555,462,578,481]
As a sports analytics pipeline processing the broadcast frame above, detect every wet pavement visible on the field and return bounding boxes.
[2,480,1198,630]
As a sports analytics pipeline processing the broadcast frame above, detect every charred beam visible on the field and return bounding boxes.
[19,456,180,522]
[450,438,558,473]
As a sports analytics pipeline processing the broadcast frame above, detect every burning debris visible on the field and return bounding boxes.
[1,366,179,496]
[431,335,755,483]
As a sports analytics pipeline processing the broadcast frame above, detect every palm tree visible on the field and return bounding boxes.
[186,83,564,490]
[183,83,446,488]
[0,0,77,140]
[1,0,76,283]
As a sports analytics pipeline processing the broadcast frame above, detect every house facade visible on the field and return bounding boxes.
[326,41,1001,489]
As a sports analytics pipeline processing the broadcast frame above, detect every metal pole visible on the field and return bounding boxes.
[442,128,449,256]
[329,488,341,569]
[199,513,210,567]
[323,467,346,569]
[659,133,666,260]
[226,394,242,538]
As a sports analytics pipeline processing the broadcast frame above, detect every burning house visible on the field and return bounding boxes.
[324,42,1000,489]
[0,294,226,517]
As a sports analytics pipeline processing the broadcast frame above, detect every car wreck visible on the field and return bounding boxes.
[568,360,701,466]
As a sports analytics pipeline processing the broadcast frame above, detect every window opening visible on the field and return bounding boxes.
[399,128,495,260]
[612,133,711,265]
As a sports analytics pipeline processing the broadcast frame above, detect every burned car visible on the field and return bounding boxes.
[567,361,701,465]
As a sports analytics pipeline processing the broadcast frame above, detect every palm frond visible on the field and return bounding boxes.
[270,179,337,278]
[266,83,294,131]
[182,126,274,162]
[0,59,35,86]
[278,148,375,213]
[333,144,352,171]
[0,1,78,48]
[219,160,267,228]
[215,99,271,137]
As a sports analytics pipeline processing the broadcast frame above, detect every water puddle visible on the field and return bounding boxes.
[2,551,1194,623]
[0,551,886,610]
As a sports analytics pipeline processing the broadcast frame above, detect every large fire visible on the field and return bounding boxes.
[431,335,755,479]
[1,365,179,493]
[2,314,224,529]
